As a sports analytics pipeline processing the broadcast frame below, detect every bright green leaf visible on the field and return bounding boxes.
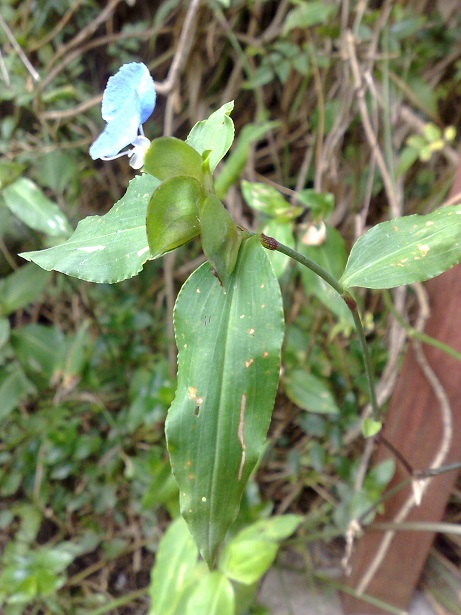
[20,174,159,283]
[186,102,235,174]
[284,369,339,414]
[230,515,303,543]
[219,539,278,585]
[241,180,302,220]
[340,205,461,290]
[147,176,201,257]
[3,178,72,237]
[167,236,284,566]
[185,571,235,615]
[149,517,199,615]
[362,418,382,438]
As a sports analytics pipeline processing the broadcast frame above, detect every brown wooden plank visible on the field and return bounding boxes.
[341,160,461,614]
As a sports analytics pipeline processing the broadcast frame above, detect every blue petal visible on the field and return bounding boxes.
[101,63,156,124]
[89,104,139,159]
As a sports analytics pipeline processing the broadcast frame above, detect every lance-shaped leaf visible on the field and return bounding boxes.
[149,517,199,615]
[340,205,461,290]
[147,176,201,257]
[3,177,72,237]
[20,174,159,283]
[166,236,284,567]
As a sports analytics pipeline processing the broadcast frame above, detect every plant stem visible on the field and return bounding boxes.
[260,233,381,423]
[261,234,345,296]
[350,309,381,422]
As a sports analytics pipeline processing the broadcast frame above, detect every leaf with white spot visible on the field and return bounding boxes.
[3,177,72,237]
[340,205,461,290]
[20,174,160,283]
[166,236,284,567]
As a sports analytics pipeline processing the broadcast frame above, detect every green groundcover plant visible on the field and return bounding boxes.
[12,62,461,611]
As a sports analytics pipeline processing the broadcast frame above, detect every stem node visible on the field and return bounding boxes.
[260,233,278,251]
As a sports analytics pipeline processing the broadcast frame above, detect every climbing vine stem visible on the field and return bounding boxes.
[260,233,381,425]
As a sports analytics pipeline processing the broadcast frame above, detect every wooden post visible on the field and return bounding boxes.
[341,159,461,613]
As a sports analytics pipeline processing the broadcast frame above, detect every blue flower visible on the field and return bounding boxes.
[89,62,156,169]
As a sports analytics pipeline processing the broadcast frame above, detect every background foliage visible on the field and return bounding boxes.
[1,0,461,613]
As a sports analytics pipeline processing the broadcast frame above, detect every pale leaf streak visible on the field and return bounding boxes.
[238,394,247,481]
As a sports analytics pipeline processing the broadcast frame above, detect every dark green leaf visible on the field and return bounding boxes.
[167,236,284,566]
[0,368,36,422]
[199,194,245,287]
[0,264,51,317]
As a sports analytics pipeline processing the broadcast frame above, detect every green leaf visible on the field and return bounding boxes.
[219,539,278,585]
[11,324,64,386]
[0,264,51,317]
[214,122,278,199]
[283,2,337,33]
[0,162,26,190]
[241,180,302,220]
[0,368,36,422]
[185,572,234,615]
[0,318,9,349]
[199,194,245,287]
[186,102,235,174]
[144,137,207,188]
[362,418,382,438]
[340,205,461,290]
[20,174,159,283]
[296,189,334,220]
[284,369,339,414]
[149,517,199,615]
[3,178,72,237]
[298,224,353,326]
[230,514,303,543]
[147,176,201,257]
[167,236,284,566]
